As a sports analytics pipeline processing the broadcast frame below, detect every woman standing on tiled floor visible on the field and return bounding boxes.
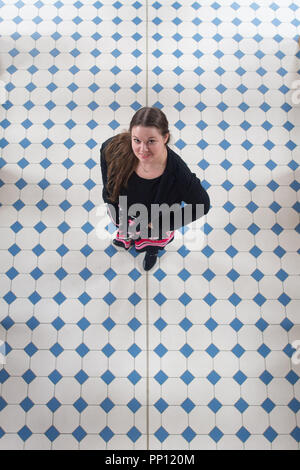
[100,106,210,270]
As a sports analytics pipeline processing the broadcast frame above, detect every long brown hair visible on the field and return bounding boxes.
[103,107,170,203]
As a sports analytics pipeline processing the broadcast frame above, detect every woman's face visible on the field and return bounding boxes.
[131,126,169,164]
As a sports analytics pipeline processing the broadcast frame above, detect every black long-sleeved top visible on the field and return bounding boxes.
[100,136,210,238]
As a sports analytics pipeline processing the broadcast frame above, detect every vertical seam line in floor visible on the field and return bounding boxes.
[145,0,150,451]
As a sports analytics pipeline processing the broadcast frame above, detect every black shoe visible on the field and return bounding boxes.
[113,238,132,250]
[143,251,158,271]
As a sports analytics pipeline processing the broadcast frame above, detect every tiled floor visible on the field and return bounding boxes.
[0,0,299,450]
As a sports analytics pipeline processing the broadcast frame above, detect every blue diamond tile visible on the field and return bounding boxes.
[154,343,168,357]
[180,343,194,358]
[74,370,88,385]
[263,426,278,442]
[233,370,247,385]
[257,343,271,358]
[76,343,89,357]
[154,370,168,385]
[205,318,218,331]
[128,292,141,306]
[127,398,141,413]
[259,370,273,385]
[291,427,300,443]
[178,292,192,305]
[127,317,141,332]
[261,398,275,413]
[155,426,169,442]
[155,398,169,413]
[278,293,291,306]
[48,370,62,385]
[179,318,193,331]
[206,344,219,358]
[1,316,14,331]
[154,317,167,331]
[20,397,34,412]
[182,426,196,442]
[102,343,115,358]
[128,343,141,358]
[127,426,141,443]
[285,370,299,385]
[0,397,7,411]
[45,426,60,442]
[100,397,115,413]
[209,426,223,442]
[102,317,115,332]
[208,398,222,413]
[236,427,251,442]
[72,426,87,442]
[180,370,194,385]
[203,293,217,306]
[47,397,61,412]
[230,318,243,332]
[235,398,249,413]
[207,370,221,385]
[103,292,116,305]
[101,370,115,385]
[127,370,141,385]
[51,317,65,331]
[0,369,10,384]
[73,397,88,413]
[232,344,245,358]
[22,369,36,384]
[77,317,90,331]
[18,425,32,441]
[154,292,167,305]
[50,342,63,357]
[255,318,268,332]
[24,342,38,357]
[280,318,293,332]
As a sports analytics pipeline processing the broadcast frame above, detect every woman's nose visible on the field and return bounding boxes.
[140,143,149,151]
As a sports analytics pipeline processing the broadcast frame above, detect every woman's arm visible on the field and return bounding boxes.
[149,165,210,235]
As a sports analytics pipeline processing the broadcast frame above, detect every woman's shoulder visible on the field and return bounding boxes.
[167,145,191,176]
